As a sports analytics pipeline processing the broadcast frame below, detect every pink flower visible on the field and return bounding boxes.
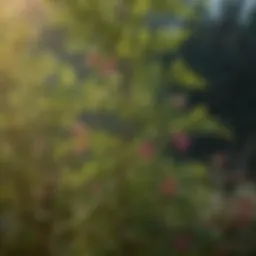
[139,142,154,159]
[171,132,191,152]
[160,177,177,197]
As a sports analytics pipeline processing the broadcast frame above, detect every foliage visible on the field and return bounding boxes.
[1,1,256,256]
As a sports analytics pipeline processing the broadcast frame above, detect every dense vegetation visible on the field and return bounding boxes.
[163,1,256,190]
[1,0,256,255]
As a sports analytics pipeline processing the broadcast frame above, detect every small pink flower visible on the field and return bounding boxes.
[139,142,154,159]
[171,132,191,152]
[160,177,177,197]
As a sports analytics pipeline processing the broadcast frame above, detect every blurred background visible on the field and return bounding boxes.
[1,0,256,255]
